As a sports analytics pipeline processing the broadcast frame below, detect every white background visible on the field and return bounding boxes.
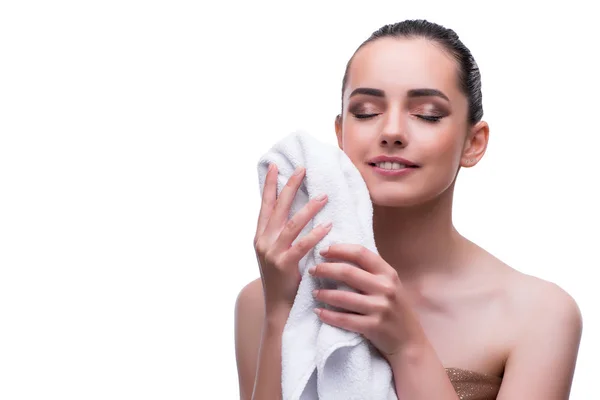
[1,1,598,398]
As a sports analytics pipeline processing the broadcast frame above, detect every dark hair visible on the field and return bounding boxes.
[340,19,483,124]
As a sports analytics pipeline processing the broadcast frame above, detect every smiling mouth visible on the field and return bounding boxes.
[368,162,419,170]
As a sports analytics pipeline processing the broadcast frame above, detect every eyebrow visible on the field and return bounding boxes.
[349,87,450,102]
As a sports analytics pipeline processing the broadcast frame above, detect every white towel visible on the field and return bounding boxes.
[257,130,398,400]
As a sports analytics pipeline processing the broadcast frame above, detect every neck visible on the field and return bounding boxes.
[372,181,473,285]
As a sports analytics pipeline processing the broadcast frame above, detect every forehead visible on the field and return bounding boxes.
[346,37,463,100]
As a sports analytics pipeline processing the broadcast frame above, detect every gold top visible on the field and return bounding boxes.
[445,367,502,400]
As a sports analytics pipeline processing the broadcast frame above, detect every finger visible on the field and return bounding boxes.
[321,244,388,276]
[314,307,369,335]
[262,166,306,238]
[310,262,387,295]
[280,221,333,266]
[313,289,382,315]
[255,163,278,240]
[273,193,328,253]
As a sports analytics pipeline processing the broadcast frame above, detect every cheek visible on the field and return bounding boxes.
[417,130,466,195]
[343,147,368,176]
[418,127,464,165]
[340,139,373,183]
[340,129,369,160]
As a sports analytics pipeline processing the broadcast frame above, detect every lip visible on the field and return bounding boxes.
[367,155,419,167]
[369,164,418,177]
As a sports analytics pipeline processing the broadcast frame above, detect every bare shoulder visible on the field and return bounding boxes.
[490,264,583,397]
[234,278,265,400]
[502,267,582,329]
[507,268,583,355]
[471,239,581,327]
[234,277,266,344]
[235,277,265,320]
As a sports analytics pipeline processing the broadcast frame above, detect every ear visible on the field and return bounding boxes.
[460,120,489,168]
[334,114,343,150]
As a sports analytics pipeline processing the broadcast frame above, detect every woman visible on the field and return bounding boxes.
[235,20,582,399]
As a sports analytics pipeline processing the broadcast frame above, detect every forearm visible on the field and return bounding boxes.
[251,308,289,400]
[389,337,459,400]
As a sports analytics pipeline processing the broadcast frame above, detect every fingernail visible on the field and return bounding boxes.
[322,221,332,229]
[315,193,327,201]
[312,289,319,297]
[308,266,316,274]
[293,166,304,175]
[268,164,274,172]
[319,247,329,256]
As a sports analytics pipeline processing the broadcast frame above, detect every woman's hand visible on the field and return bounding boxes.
[309,244,425,361]
[254,163,332,317]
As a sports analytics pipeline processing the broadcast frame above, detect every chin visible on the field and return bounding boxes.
[367,186,425,208]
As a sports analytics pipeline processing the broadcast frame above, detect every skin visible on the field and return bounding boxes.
[236,37,583,399]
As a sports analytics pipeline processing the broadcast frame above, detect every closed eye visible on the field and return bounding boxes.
[353,113,379,120]
[353,113,443,122]
[415,114,443,123]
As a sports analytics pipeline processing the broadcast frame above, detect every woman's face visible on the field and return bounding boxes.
[335,37,482,207]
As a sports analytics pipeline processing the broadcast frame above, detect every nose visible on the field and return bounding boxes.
[379,106,408,148]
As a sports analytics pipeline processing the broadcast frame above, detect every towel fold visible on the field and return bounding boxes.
[257,130,398,400]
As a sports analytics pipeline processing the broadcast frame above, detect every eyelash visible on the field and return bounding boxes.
[353,113,443,123]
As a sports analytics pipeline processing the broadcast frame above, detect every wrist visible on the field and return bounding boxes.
[264,304,291,327]
[387,331,430,368]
